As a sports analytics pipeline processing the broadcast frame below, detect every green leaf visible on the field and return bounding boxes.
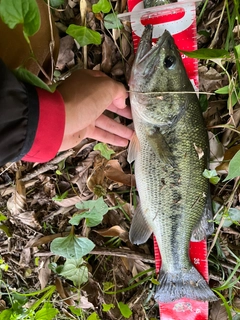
[0,0,40,37]
[103,281,115,292]
[94,143,115,160]
[0,309,12,320]
[117,302,132,318]
[87,312,101,320]
[181,48,230,60]
[71,197,109,227]
[215,85,229,94]
[69,306,83,316]
[104,13,123,30]
[214,205,240,227]
[102,303,115,312]
[202,169,220,185]
[0,214,7,222]
[151,278,160,285]
[227,90,239,109]
[199,94,208,112]
[223,150,240,181]
[50,0,65,7]
[92,0,111,13]
[59,258,88,286]
[13,67,53,92]
[35,302,58,320]
[50,233,95,259]
[66,25,101,47]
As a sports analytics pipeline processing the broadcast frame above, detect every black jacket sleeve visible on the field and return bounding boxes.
[0,59,39,166]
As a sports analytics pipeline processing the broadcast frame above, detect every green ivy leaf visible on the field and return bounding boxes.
[181,48,230,60]
[94,143,115,160]
[50,233,95,259]
[0,0,40,37]
[223,150,240,181]
[13,67,53,92]
[117,302,132,318]
[87,312,101,320]
[59,258,88,286]
[92,0,111,13]
[102,303,115,312]
[202,169,220,185]
[214,206,240,228]
[104,13,123,30]
[71,197,109,227]
[35,302,58,320]
[66,25,101,47]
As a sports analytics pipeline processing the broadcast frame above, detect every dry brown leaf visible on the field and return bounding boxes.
[55,277,75,306]
[87,155,107,195]
[54,196,82,208]
[19,248,31,267]
[216,144,240,172]
[199,66,225,93]
[56,35,75,70]
[27,232,69,247]
[209,131,224,170]
[209,300,228,320]
[94,225,128,241]
[17,211,41,230]
[121,257,151,278]
[104,159,135,187]
[101,35,115,73]
[7,190,26,215]
[38,258,51,290]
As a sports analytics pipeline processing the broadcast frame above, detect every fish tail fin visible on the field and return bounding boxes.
[155,266,218,303]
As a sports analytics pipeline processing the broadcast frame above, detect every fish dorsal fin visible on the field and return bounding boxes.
[127,132,140,163]
[145,126,174,166]
[129,203,152,245]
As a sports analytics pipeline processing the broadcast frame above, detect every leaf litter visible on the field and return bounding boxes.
[0,0,240,319]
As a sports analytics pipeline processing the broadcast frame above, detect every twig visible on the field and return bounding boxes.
[21,150,74,182]
[91,247,155,263]
[35,246,155,264]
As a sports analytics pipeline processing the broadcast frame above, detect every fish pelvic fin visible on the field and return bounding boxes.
[129,203,152,245]
[127,132,140,163]
[155,266,218,303]
[145,126,174,166]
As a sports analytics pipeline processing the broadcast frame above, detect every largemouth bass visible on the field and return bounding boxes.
[128,25,217,303]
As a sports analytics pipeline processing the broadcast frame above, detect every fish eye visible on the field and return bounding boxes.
[164,56,176,69]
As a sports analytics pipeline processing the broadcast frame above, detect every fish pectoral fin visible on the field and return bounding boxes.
[146,126,173,165]
[191,191,214,241]
[129,203,152,245]
[127,132,140,163]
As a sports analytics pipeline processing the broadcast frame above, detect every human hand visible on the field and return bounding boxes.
[57,69,133,151]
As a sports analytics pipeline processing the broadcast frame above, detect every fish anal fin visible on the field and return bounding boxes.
[191,191,214,242]
[127,132,140,163]
[129,203,152,245]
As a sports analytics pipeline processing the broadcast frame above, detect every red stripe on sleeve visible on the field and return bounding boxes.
[22,88,65,163]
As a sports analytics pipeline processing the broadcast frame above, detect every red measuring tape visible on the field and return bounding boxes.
[119,1,209,319]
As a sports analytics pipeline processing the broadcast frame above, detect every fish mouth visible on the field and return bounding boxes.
[132,26,176,80]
